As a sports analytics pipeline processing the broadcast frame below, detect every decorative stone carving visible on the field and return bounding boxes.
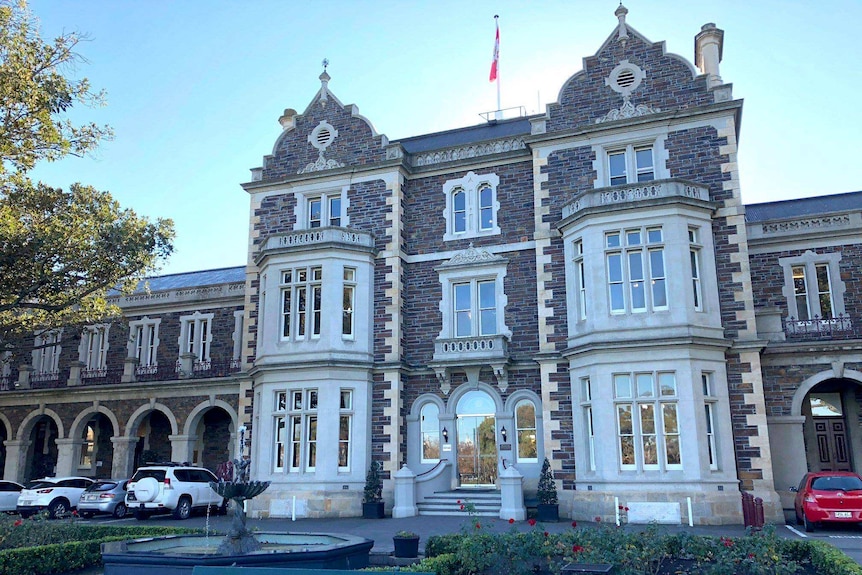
[298,120,344,174]
[434,368,451,396]
[438,244,505,269]
[596,95,660,123]
[298,155,345,174]
[413,138,525,167]
[492,363,508,393]
[761,216,850,234]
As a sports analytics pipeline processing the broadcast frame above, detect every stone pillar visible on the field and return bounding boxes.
[55,438,78,477]
[17,365,33,389]
[767,416,808,510]
[122,357,139,383]
[169,434,197,464]
[111,436,140,478]
[178,353,196,379]
[392,465,417,518]
[67,361,85,387]
[4,440,29,482]
[499,465,526,520]
[695,23,724,88]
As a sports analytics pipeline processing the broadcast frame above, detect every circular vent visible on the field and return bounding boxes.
[309,121,338,152]
[315,127,332,147]
[616,69,636,89]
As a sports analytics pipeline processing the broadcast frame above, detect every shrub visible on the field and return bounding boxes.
[363,460,383,503]
[425,533,462,557]
[537,458,557,505]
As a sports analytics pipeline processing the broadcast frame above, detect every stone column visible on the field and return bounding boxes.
[17,365,33,389]
[67,361,85,387]
[4,440,29,482]
[392,465,417,518]
[111,436,140,478]
[169,434,197,465]
[55,438,78,477]
[499,465,526,520]
[122,357,139,383]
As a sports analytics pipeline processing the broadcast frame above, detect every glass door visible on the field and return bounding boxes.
[455,390,498,487]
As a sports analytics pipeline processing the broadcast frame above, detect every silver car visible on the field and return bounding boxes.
[77,479,129,519]
[0,480,24,513]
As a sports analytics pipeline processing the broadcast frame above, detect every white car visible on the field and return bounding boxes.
[16,476,95,518]
[126,464,225,520]
[0,480,24,513]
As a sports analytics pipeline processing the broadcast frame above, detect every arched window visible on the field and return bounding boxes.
[515,400,538,462]
[421,404,440,463]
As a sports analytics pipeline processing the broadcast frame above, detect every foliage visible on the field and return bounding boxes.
[0,0,174,349]
[360,553,457,575]
[395,530,419,538]
[363,460,383,503]
[425,533,462,557]
[537,457,558,505]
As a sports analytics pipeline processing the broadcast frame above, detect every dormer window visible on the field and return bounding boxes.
[443,172,500,241]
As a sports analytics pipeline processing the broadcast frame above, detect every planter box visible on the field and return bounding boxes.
[392,535,420,558]
[362,501,385,519]
[536,503,559,522]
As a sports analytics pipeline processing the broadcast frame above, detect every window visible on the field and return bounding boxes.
[33,330,62,376]
[179,312,212,368]
[779,251,846,324]
[281,267,323,340]
[606,227,667,314]
[308,193,342,228]
[442,171,501,241]
[702,373,718,470]
[689,228,703,311]
[454,279,497,337]
[79,423,95,467]
[614,371,681,471]
[514,400,538,462]
[339,389,352,471]
[420,403,440,463]
[342,268,355,338]
[608,145,654,186]
[80,325,110,376]
[581,377,595,471]
[573,239,587,321]
[275,389,318,472]
[130,318,160,373]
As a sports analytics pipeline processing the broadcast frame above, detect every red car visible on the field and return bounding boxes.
[794,471,862,532]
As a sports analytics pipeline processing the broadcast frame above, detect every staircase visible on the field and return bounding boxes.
[417,489,502,517]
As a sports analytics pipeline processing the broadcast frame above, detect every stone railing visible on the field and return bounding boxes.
[562,178,710,219]
[433,334,509,363]
[261,227,375,255]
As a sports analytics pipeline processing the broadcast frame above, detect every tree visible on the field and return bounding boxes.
[0,0,174,352]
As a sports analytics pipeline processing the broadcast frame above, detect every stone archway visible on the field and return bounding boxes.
[131,410,174,469]
[23,415,59,482]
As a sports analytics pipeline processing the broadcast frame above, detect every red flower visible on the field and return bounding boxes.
[71,509,78,517]
[624,506,629,512]
[571,521,578,528]
[543,531,549,537]
[748,553,755,559]
[13,519,22,527]
[475,522,481,529]
[595,516,601,523]
[460,504,465,510]
[721,537,733,548]
[528,518,537,526]
[573,545,584,554]
[618,505,624,510]
[457,500,461,504]
[508,518,515,524]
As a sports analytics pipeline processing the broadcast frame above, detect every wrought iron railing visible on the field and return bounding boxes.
[783,314,859,340]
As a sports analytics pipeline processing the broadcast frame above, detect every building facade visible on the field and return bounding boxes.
[1,7,860,525]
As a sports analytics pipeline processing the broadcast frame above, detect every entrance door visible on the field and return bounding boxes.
[815,418,852,471]
[455,390,497,487]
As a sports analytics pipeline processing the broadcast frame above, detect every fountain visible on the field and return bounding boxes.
[101,426,373,575]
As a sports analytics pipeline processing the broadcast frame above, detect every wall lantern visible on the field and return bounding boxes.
[442,427,449,443]
[500,426,507,443]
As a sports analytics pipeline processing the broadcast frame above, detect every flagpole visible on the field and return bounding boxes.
[494,15,501,120]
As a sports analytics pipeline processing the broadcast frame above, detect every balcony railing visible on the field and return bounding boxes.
[783,314,859,340]
[433,334,509,364]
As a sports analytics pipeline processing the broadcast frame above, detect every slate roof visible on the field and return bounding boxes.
[130,266,245,293]
[745,191,862,223]
[396,117,533,154]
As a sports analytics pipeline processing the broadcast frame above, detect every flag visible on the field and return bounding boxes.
[489,19,499,82]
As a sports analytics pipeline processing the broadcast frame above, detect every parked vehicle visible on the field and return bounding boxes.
[793,471,862,532]
[16,476,95,519]
[126,464,225,520]
[78,479,129,519]
[0,480,24,513]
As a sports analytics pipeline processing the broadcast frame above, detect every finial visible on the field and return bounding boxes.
[318,60,330,108]
[615,3,629,45]
[322,58,329,71]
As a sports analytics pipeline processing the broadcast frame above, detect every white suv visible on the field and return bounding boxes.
[16,476,95,519]
[126,464,225,520]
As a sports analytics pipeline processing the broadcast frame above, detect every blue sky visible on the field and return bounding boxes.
[28,1,862,275]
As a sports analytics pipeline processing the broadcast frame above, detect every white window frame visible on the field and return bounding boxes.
[614,371,681,472]
[514,399,538,463]
[280,266,323,341]
[702,372,719,471]
[282,388,319,473]
[273,391,287,473]
[605,226,668,315]
[32,329,62,376]
[779,251,846,322]
[437,255,511,341]
[294,186,349,231]
[420,403,441,464]
[689,227,703,312]
[580,376,595,471]
[129,317,161,371]
[338,389,353,471]
[442,171,501,241]
[342,267,356,339]
[178,312,213,365]
[79,324,111,376]
[573,239,587,321]
[607,144,655,186]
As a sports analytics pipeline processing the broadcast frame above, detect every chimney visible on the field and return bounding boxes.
[695,23,724,88]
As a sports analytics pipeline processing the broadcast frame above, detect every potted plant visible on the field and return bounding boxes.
[536,457,559,522]
[362,460,384,518]
[392,530,420,558]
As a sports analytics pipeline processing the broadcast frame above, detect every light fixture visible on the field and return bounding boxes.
[442,427,448,443]
[501,426,507,443]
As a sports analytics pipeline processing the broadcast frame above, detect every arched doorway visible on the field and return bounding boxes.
[801,379,860,472]
[132,411,172,469]
[25,416,59,482]
[78,414,114,479]
[192,408,232,472]
[456,390,497,487]
[0,422,7,479]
